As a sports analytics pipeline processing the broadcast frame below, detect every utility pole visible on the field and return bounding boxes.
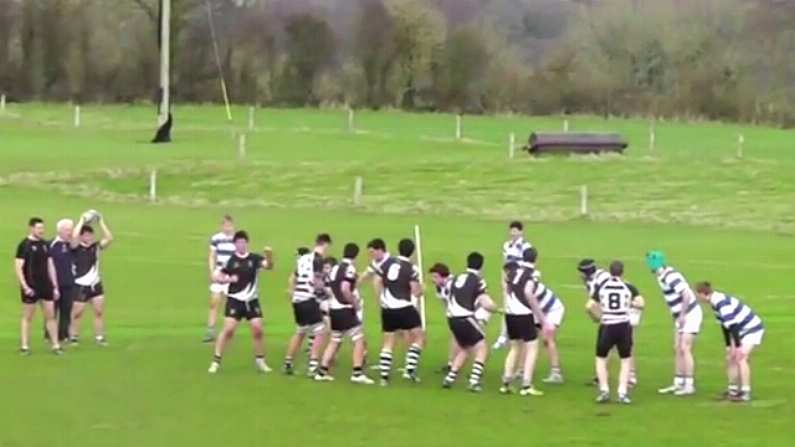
[153,0,172,143]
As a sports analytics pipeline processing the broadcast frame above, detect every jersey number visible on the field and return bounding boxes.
[607,293,622,310]
[386,263,401,281]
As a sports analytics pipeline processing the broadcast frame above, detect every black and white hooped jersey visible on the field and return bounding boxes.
[503,238,532,263]
[292,251,323,303]
[222,253,265,302]
[709,292,763,338]
[655,266,698,318]
[366,252,391,275]
[209,232,235,269]
[505,266,536,315]
[593,276,639,325]
[434,277,453,306]
[329,259,358,310]
[74,243,101,287]
[586,268,611,299]
[375,256,419,309]
[522,263,562,314]
[448,269,488,318]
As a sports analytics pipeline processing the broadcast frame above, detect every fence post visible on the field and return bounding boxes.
[649,119,656,152]
[455,114,462,140]
[563,118,569,133]
[149,170,157,203]
[0,94,5,111]
[353,176,363,206]
[347,108,355,133]
[737,133,745,159]
[238,133,247,160]
[509,132,516,159]
[580,185,589,216]
[74,105,81,128]
[248,106,255,132]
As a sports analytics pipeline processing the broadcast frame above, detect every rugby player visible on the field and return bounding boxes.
[204,215,236,342]
[429,262,458,372]
[314,243,374,384]
[522,247,566,384]
[69,213,113,346]
[442,252,499,392]
[15,217,62,355]
[695,282,763,402]
[208,231,273,374]
[647,251,702,396]
[493,221,533,350]
[500,253,554,396]
[579,259,644,386]
[283,234,332,376]
[586,261,644,404]
[373,238,425,385]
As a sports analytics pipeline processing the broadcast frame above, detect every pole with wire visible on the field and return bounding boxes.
[205,0,233,121]
[414,224,426,330]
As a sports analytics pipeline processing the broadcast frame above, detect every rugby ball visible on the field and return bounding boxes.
[83,209,101,224]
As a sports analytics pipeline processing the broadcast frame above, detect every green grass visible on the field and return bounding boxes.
[0,104,793,447]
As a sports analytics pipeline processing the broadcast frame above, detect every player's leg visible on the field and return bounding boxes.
[91,295,107,346]
[69,299,87,343]
[594,325,611,402]
[675,332,697,395]
[250,317,270,373]
[725,346,740,399]
[283,328,306,375]
[403,323,425,381]
[58,287,73,342]
[307,324,327,376]
[443,346,470,389]
[541,327,563,384]
[628,324,638,386]
[350,327,374,384]
[315,334,340,381]
[378,331,396,385]
[204,290,223,342]
[659,330,683,394]
[616,323,633,403]
[501,340,520,393]
[209,316,239,373]
[20,302,37,354]
[520,340,543,396]
[467,340,489,392]
[41,300,62,353]
[733,331,762,402]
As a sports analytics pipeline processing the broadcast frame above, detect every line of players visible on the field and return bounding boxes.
[13,212,113,355]
[202,217,765,403]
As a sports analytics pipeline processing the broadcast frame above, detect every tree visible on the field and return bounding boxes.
[276,14,336,105]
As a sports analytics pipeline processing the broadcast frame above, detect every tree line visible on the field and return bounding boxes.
[1,0,794,126]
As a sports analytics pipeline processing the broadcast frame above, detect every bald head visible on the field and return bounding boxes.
[56,218,74,241]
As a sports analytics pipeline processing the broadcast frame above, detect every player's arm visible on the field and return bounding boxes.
[47,257,60,300]
[585,299,601,323]
[214,258,237,284]
[372,275,384,302]
[340,280,356,306]
[358,269,373,289]
[70,215,85,248]
[475,294,499,313]
[14,257,34,296]
[524,280,547,328]
[628,283,645,310]
[208,244,217,281]
[410,279,423,299]
[261,246,273,270]
[97,215,113,249]
[287,273,296,297]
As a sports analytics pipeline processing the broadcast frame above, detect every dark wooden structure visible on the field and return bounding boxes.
[524,132,628,156]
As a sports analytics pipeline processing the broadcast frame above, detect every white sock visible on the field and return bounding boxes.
[684,377,694,388]
[674,376,685,387]
[741,385,751,394]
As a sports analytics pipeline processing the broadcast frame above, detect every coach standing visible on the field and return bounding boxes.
[48,219,77,342]
[15,217,62,355]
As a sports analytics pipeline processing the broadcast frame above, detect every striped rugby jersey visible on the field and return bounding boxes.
[655,266,698,318]
[505,266,535,315]
[593,276,639,325]
[708,292,763,338]
[523,263,563,314]
[376,256,419,310]
[210,232,235,269]
[292,251,323,303]
[503,237,532,263]
[74,242,101,287]
[328,259,357,310]
[448,269,488,318]
[586,268,611,299]
[434,277,453,306]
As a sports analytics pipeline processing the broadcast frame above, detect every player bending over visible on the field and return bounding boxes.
[647,251,702,396]
[442,252,499,392]
[587,261,644,404]
[69,212,113,346]
[15,217,62,355]
[523,248,566,384]
[314,243,374,385]
[283,234,332,376]
[208,231,273,374]
[500,252,554,396]
[373,239,425,385]
[695,282,763,402]
[204,215,236,342]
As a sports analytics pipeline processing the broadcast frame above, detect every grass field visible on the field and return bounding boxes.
[0,103,793,447]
